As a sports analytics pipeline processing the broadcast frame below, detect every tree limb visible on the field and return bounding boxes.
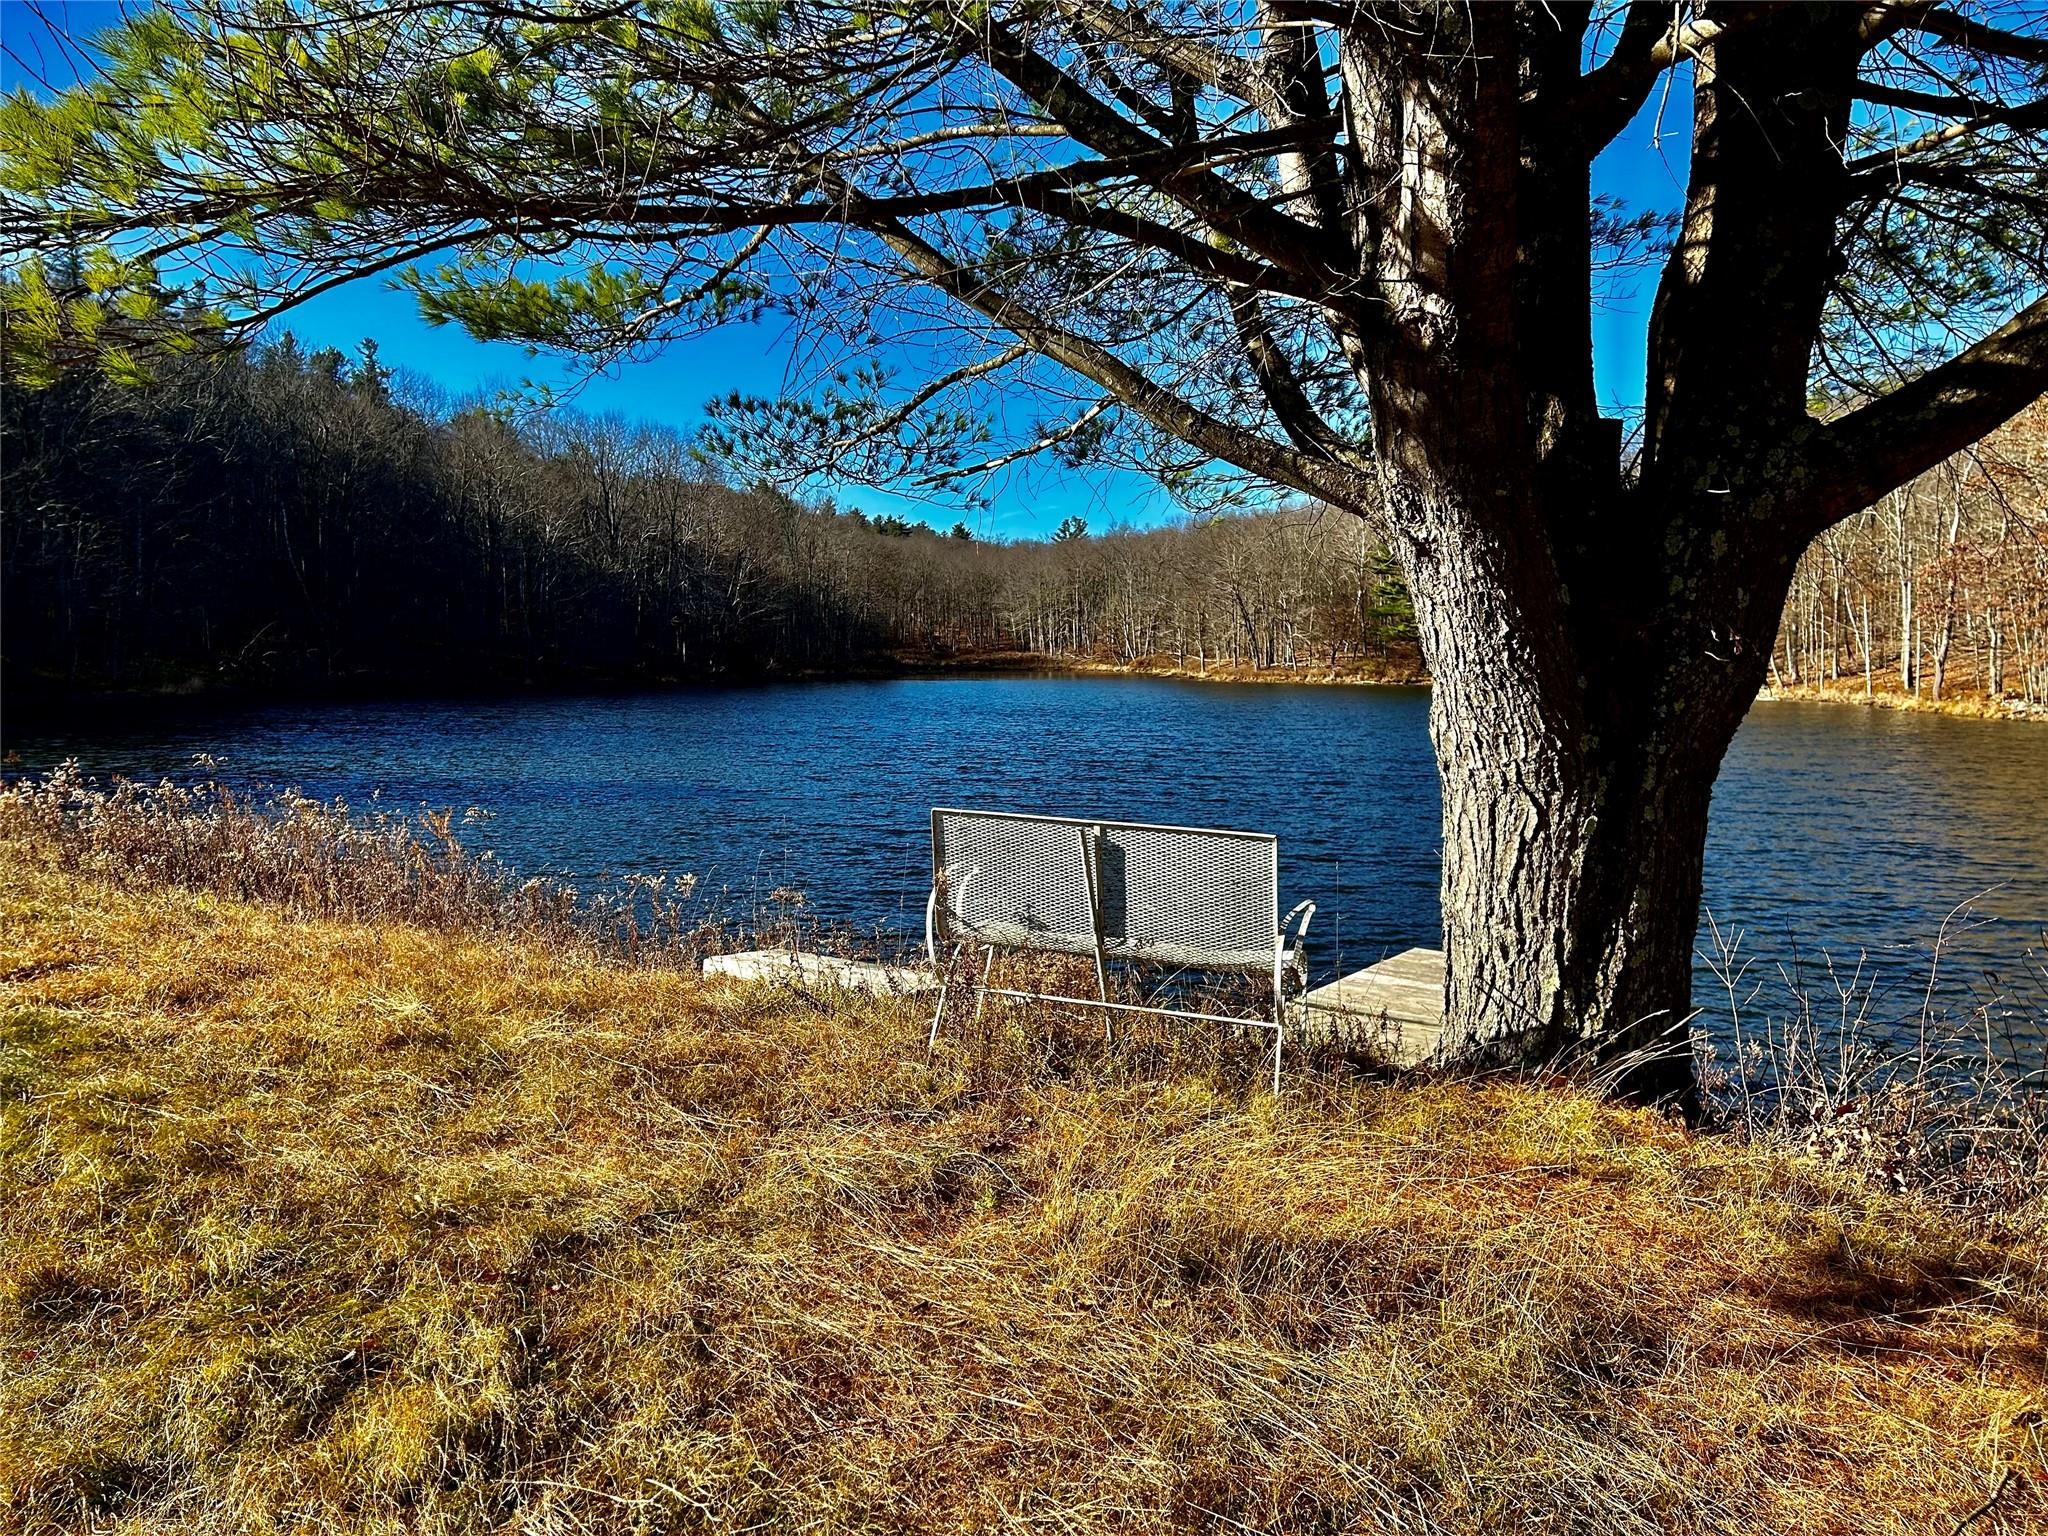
[1844,159,2048,210]
[1844,95,2048,177]
[1257,0,1348,245]
[1227,285,1362,463]
[1049,0,1277,113]
[1792,292,2048,537]
[1913,6,2048,66]
[859,206,1377,509]
[940,5,1349,286]
[832,344,1034,462]
[920,396,1115,482]
[1851,81,1995,115]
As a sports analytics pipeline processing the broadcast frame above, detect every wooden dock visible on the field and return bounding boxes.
[1296,946,1447,1069]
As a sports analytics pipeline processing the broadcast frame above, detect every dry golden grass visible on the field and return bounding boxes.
[2,844,2044,1535]
[1753,681,2048,722]
[1065,655,1427,688]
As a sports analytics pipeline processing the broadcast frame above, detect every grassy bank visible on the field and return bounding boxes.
[923,650,2046,717]
[910,649,1429,689]
[3,839,2046,1532]
[1755,680,2048,722]
[1062,655,1428,689]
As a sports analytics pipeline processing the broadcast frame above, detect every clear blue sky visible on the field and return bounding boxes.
[1,1,1693,539]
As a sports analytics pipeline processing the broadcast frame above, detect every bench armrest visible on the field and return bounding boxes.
[1278,899,1316,988]
[926,864,980,969]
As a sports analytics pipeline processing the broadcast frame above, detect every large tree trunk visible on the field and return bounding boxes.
[1427,649,1735,1100]
[1330,3,1873,1100]
[1395,475,1787,1102]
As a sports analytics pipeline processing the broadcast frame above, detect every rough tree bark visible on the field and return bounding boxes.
[1333,5,1875,1094]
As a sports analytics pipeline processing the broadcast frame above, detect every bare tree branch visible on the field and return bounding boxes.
[1844,96,2048,177]
[1227,285,1361,464]
[1049,0,1277,113]
[1913,5,2048,66]
[939,5,1350,286]
[1795,293,2048,535]
[860,206,1376,508]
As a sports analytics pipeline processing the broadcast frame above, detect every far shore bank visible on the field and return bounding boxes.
[920,650,2048,720]
[903,648,1429,689]
[1754,680,2048,723]
[6,649,2042,737]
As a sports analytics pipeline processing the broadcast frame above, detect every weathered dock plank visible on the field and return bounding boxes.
[1297,946,1446,1069]
[703,949,939,996]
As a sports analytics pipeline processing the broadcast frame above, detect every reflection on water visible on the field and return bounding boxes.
[9,679,2046,1050]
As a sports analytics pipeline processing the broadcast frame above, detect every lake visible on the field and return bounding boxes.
[9,676,2047,1051]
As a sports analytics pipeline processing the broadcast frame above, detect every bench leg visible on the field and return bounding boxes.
[926,941,965,1052]
[970,946,995,1023]
[1077,824,1114,1046]
[1093,955,1115,1045]
[1271,996,1285,1096]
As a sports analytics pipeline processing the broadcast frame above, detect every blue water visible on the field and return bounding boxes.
[10,677,2047,1046]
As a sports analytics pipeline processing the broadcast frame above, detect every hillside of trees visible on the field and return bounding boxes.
[3,336,2041,711]
[1,338,1420,701]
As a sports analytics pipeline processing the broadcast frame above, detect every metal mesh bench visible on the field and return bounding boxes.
[923,807,1315,1091]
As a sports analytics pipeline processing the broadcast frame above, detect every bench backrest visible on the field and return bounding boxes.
[930,807,1279,973]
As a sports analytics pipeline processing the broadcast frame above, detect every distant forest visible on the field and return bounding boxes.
[2,337,1419,698]
[3,337,2044,707]
[1776,400,2048,708]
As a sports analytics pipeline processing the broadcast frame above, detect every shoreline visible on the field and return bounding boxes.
[925,652,2047,720]
[5,650,2040,733]
[901,649,1430,690]
[1753,681,2048,723]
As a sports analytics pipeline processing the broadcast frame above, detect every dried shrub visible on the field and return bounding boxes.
[1695,910,2048,1214]
[0,759,754,964]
